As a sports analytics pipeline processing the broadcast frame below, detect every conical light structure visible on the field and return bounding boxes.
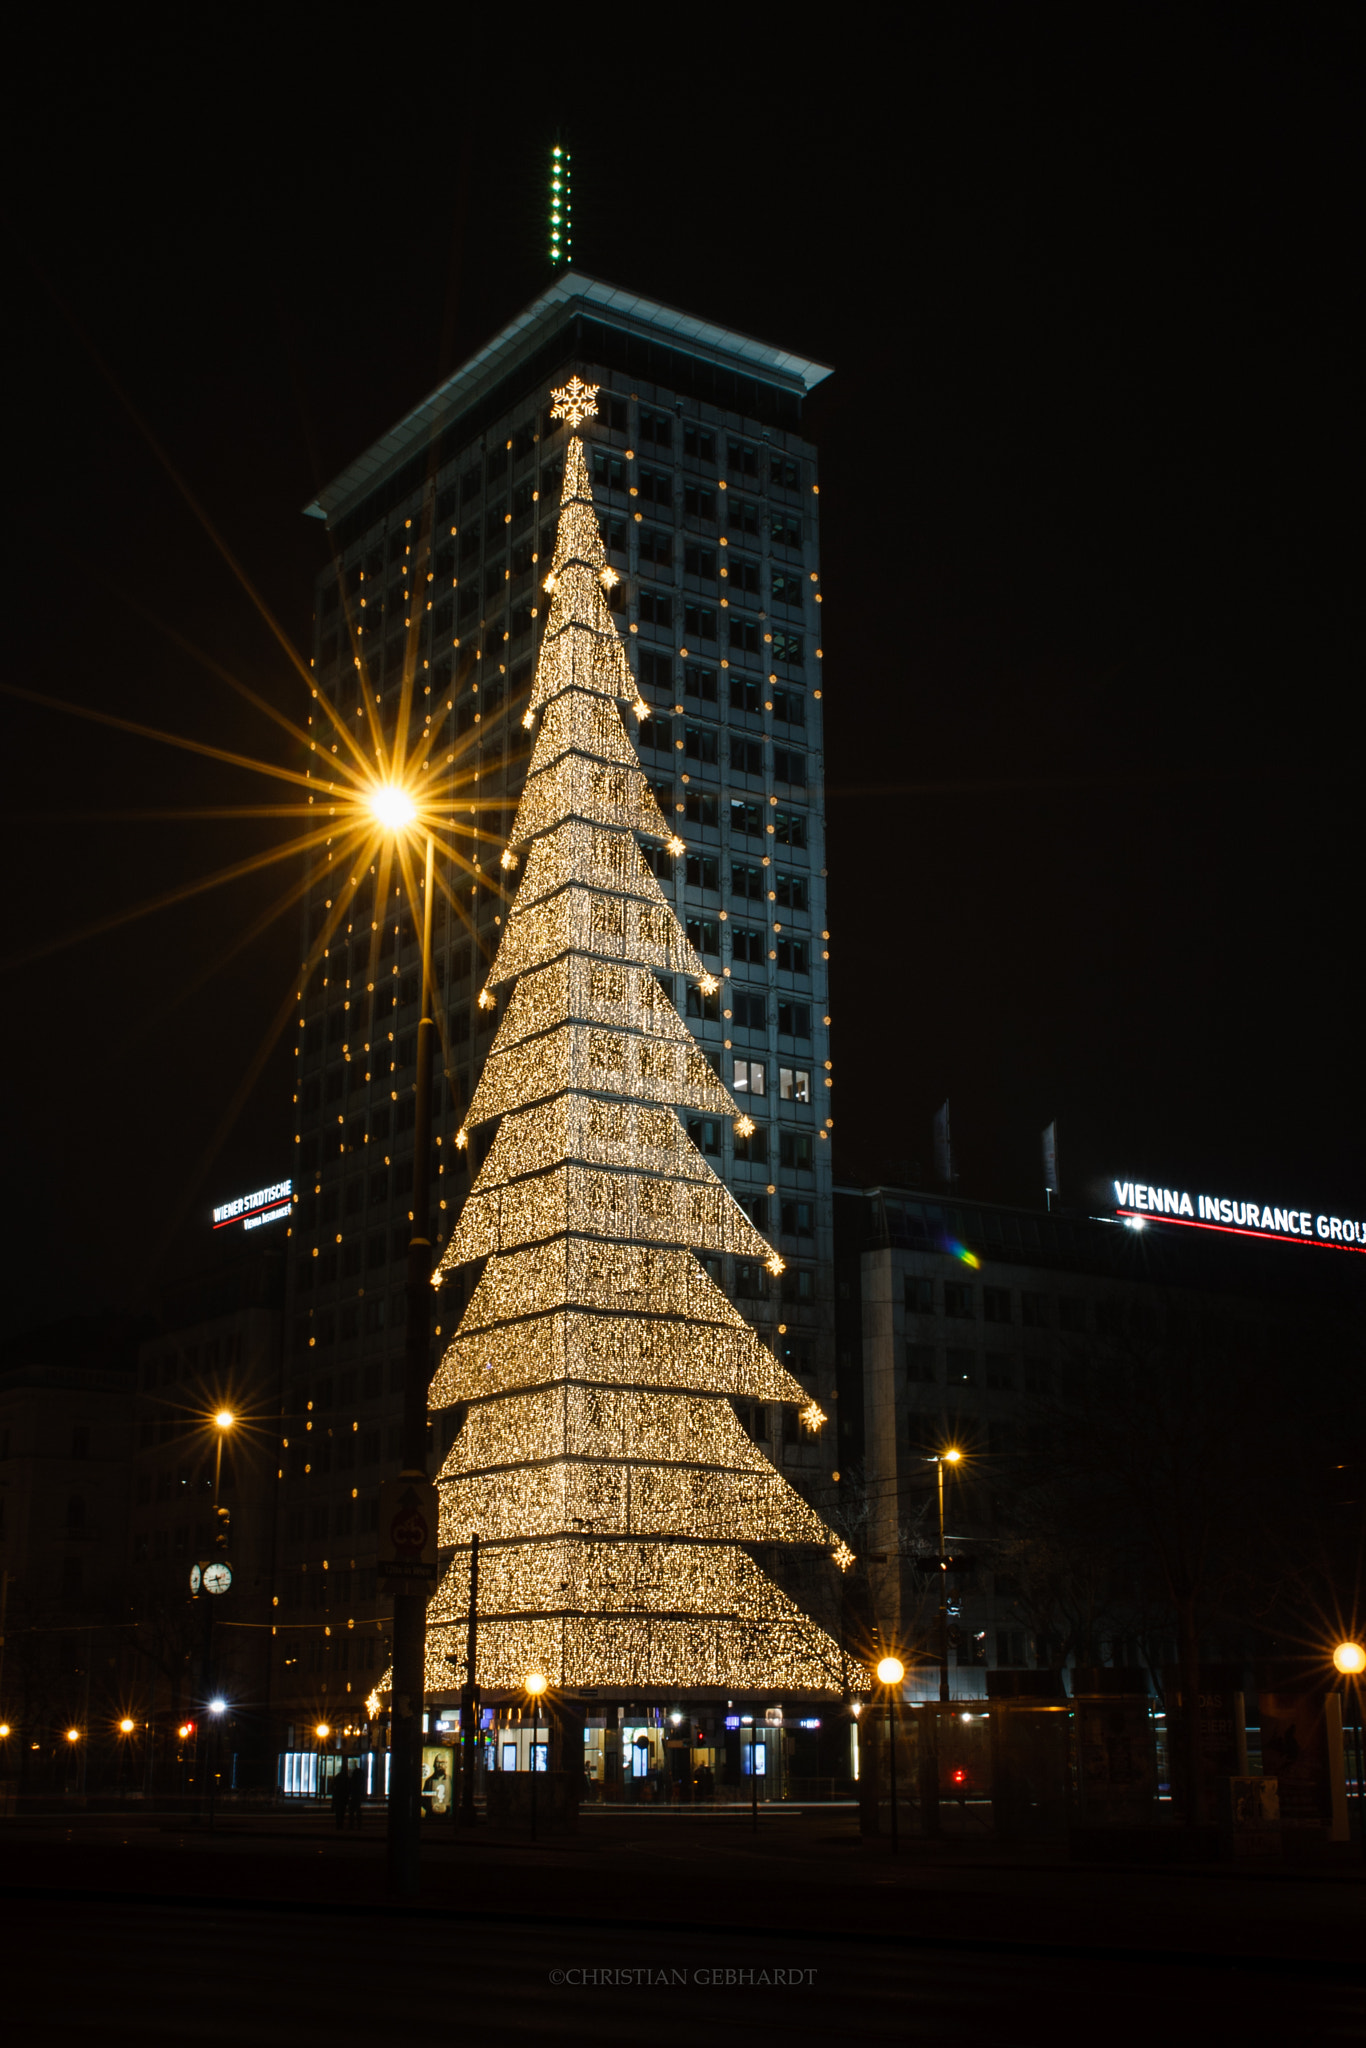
[421,386,853,1694]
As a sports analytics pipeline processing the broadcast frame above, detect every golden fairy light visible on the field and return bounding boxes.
[397,400,854,1698]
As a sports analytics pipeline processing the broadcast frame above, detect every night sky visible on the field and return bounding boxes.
[4,17,1359,1328]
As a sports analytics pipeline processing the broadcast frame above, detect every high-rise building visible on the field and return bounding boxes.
[273,275,836,1759]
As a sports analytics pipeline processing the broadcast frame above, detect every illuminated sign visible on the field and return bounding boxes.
[212,1181,292,1232]
[1112,1181,1364,1253]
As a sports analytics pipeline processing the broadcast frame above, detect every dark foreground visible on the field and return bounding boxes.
[3,1807,1362,2045]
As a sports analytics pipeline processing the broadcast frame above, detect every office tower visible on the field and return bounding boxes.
[275,274,835,1746]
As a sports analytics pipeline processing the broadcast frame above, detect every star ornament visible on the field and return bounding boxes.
[550,375,601,429]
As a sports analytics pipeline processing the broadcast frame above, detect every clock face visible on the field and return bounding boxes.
[203,1563,233,1596]
[189,1564,202,1594]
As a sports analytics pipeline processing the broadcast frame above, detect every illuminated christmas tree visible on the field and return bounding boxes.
[421,376,853,1694]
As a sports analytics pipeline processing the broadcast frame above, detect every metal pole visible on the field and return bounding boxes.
[888,1682,898,1855]
[531,1696,539,1843]
[460,1532,480,1828]
[937,1458,950,1704]
[387,833,437,1897]
[750,1715,758,1833]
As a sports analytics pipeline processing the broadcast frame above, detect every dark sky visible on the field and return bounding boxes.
[3,15,1360,1326]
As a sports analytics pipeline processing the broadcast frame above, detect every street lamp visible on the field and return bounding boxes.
[929,1448,963,1704]
[1333,1641,1366,1861]
[525,1673,548,1842]
[369,782,439,1899]
[876,1656,906,1854]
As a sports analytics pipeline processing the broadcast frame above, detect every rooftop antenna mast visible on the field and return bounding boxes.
[548,140,572,267]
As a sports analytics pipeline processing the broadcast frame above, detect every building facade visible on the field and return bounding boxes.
[834,1182,1358,1700]
[274,275,838,1749]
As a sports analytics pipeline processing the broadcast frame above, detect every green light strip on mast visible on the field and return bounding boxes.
[549,144,571,266]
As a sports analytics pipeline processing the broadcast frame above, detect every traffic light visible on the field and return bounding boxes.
[213,1506,231,1555]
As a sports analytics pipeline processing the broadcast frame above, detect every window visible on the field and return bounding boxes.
[683,603,717,642]
[780,1265,816,1304]
[773,808,806,847]
[776,937,808,974]
[772,631,804,665]
[983,1286,1012,1324]
[780,1199,814,1237]
[641,712,672,752]
[591,448,627,490]
[729,674,763,715]
[946,1348,977,1385]
[638,649,671,691]
[773,747,806,786]
[906,1343,937,1383]
[685,982,720,1022]
[729,737,764,777]
[1021,1292,1049,1329]
[770,452,801,490]
[683,422,716,462]
[684,541,717,579]
[733,1057,765,1095]
[683,663,717,702]
[1058,1296,1087,1333]
[639,407,672,449]
[686,916,720,955]
[684,723,717,764]
[944,1282,976,1320]
[734,1122,767,1164]
[770,509,802,548]
[986,1356,1017,1391]
[638,465,671,506]
[685,853,719,891]
[687,1117,721,1156]
[731,862,764,900]
[731,991,765,1030]
[730,922,765,963]
[639,589,673,628]
[726,556,761,595]
[684,791,718,829]
[997,1629,1028,1668]
[776,1000,810,1038]
[728,616,760,655]
[460,466,481,504]
[639,526,672,567]
[684,481,716,521]
[726,494,760,536]
[779,1128,812,1170]
[779,1066,811,1102]
[1025,1357,1053,1396]
[770,569,805,609]
[730,799,763,837]
[726,436,759,477]
[775,872,808,911]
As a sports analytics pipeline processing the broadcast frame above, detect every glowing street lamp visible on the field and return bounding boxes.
[876,1657,906,1854]
[1333,1642,1366,1862]
[928,1447,964,1704]
[525,1674,548,1842]
[65,1727,81,1745]
[369,778,441,1898]
[119,1718,136,1735]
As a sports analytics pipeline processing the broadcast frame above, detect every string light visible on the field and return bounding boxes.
[409,397,853,1700]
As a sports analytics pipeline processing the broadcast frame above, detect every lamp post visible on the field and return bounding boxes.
[876,1656,906,1852]
[370,787,439,1898]
[1333,1641,1366,1861]
[200,1410,234,1824]
[525,1673,547,1842]
[930,1448,963,1704]
[750,1714,758,1834]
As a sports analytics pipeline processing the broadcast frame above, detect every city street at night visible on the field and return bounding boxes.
[3,1809,1362,2042]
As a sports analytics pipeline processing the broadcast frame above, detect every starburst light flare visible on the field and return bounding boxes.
[404,396,856,1700]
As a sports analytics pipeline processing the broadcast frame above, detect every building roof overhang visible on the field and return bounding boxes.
[303,270,833,524]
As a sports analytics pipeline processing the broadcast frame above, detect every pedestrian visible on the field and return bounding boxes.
[331,1764,348,1831]
[347,1762,364,1829]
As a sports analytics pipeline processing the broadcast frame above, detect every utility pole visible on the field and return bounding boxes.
[459,1532,479,1828]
